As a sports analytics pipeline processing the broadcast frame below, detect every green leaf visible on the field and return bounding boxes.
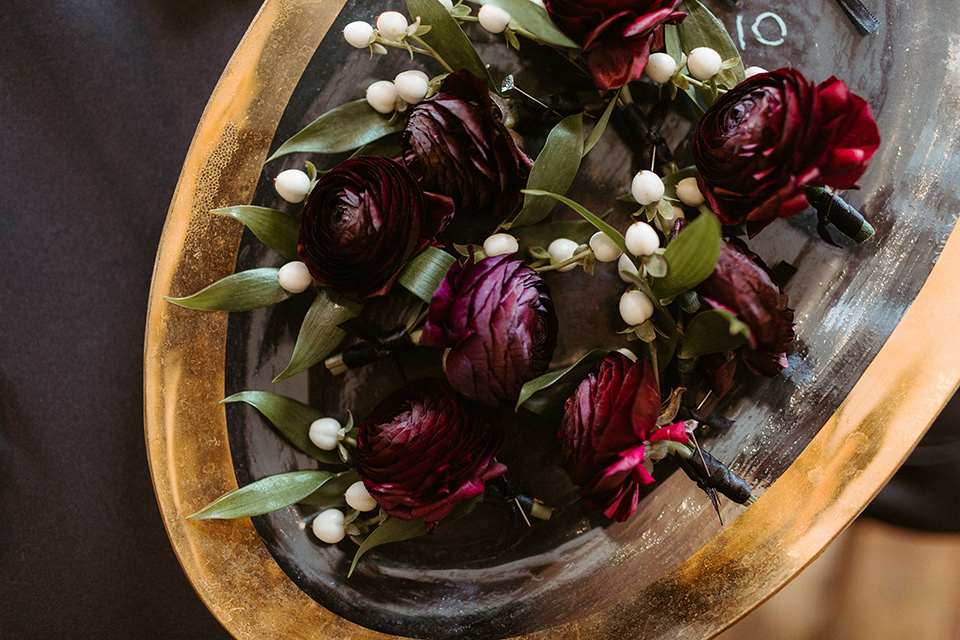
[665,24,683,65]
[521,190,634,267]
[222,390,342,464]
[677,0,746,83]
[188,471,335,519]
[267,100,405,161]
[649,210,722,300]
[348,497,480,577]
[298,469,360,506]
[407,0,494,89]
[478,0,580,49]
[516,348,609,413]
[583,89,619,157]
[508,113,584,228]
[164,268,292,311]
[397,246,456,302]
[679,309,751,359]
[273,289,362,382]
[212,206,300,260]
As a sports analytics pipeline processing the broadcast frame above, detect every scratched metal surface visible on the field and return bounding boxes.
[220,1,960,638]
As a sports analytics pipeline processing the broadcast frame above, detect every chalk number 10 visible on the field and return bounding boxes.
[736,12,788,48]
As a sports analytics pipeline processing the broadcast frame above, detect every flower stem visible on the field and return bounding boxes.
[408,35,455,73]
[679,74,727,97]
[533,248,593,273]
[374,37,431,58]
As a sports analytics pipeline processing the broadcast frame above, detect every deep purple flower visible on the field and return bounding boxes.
[693,68,881,235]
[695,238,795,396]
[298,155,454,302]
[402,70,533,241]
[419,253,558,406]
[559,352,689,522]
[356,379,507,529]
[544,0,686,91]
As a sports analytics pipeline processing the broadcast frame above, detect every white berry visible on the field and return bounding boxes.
[478,5,512,33]
[274,169,311,203]
[547,238,579,272]
[376,11,409,41]
[589,232,622,263]
[625,221,660,257]
[278,261,313,294]
[618,253,639,283]
[676,177,705,207]
[687,47,722,81]
[312,509,346,544]
[620,290,655,326]
[365,80,398,114]
[483,233,519,257]
[309,417,341,451]
[343,21,374,48]
[631,170,665,206]
[345,481,379,512]
[745,66,767,78]
[394,70,430,104]
[645,52,677,84]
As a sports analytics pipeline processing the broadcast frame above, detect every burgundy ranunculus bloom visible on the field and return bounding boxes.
[298,155,454,302]
[693,68,881,235]
[695,238,795,396]
[356,379,507,529]
[544,0,686,91]
[402,70,533,241]
[420,253,558,406]
[559,352,689,522]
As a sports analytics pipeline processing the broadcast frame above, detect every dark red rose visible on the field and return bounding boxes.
[402,70,533,241]
[693,68,880,235]
[420,253,558,405]
[298,155,454,302]
[695,238,795,396]
[356,379,507,529]
[559,352,689,522]
[544,0,686,91]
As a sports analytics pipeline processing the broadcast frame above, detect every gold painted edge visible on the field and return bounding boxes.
[143,1,960,639]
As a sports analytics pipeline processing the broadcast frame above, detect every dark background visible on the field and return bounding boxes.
[1,1,958,639]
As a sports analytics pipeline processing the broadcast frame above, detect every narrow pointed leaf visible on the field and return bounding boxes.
[583,90,619,156]
[679,309,751,359]
[397,246,457,302]
[348,497,480,577]
[267,100,405,161]
[298,470,360,506]
[273,289,363,382]
[508,113,584,228]
[188,471,335,520]
[677,0,745,83]
[516,348,609,413]
[649,210,722,299]
[164,268,292,311]
[478,0,580,49]
[212,206,300,260]
[222,390,342,464]
[407,0,493,89]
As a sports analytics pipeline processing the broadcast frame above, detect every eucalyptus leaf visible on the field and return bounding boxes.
[348,497,480,577]
[164,268,292,312]
[273,288,363,382]
[299,469,360,506]
[477,0,579,49]
[508,113,584,228]
[649,210,721,300]
[677,0,746,83]
[407,0,493,89]
[583,89,619,157]
[222,390,342,464]
[679,308,751,359]
[188,471,335,520]
[212,206,300,260]
[397,246,456,302]
[516,348,608,413]
[267,100,405,161]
